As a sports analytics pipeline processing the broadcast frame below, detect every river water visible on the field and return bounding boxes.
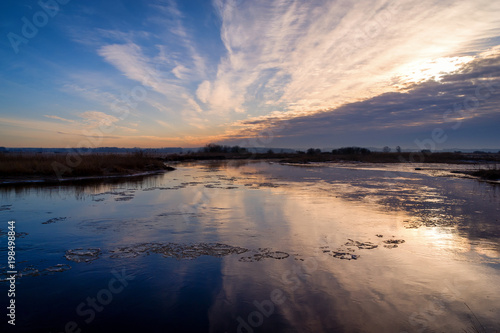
[1,161,499,333]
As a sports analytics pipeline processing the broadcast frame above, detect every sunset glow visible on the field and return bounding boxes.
[1,0,500,149]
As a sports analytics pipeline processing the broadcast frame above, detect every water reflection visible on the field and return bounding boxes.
[1,161,499,332]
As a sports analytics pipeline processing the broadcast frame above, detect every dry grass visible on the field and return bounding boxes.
[287,152,500,164]
[0,152,169,179]
[451,165,500,181]
[469,168,500,180]
[167,151,500,164]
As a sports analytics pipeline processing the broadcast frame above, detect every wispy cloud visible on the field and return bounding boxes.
[204,0,500,119]
[57,131,121,139]
[42,110,133,136]
[44,115,75,123]
[5,0,499,148]
[69,0,500,142]
[89,0,212,130]
[97,43,186,98]
[217,47,500,148]
[79,110,119,127]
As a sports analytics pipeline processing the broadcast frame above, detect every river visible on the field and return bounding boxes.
[1,161,499,332]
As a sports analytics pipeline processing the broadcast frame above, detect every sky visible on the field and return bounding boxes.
[1,0,500,150]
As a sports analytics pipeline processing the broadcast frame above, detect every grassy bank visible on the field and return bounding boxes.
[0,152,172,180]
[2,150,498,182]
[470,169,500,180]
[165,151,500,182]
[459,168,500,181]
[165,151,500,164]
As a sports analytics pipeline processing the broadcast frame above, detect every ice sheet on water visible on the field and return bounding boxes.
[110,242,249,260]
[65,248,101,263]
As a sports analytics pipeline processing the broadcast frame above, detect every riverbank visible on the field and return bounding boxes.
[165,151,500,181]
[0,152,175,184]
[165,151,500,164]
[2,151,499,184]
[450,168,500,181]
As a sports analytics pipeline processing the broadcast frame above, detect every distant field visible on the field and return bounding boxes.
[0,152,170,180]
[165,151,500,164]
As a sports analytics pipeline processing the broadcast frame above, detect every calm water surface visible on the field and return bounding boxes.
[1,161,499,333]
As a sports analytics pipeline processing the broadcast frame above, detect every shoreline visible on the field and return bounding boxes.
[0,152,175,185]
[449,169,500,183]
[0,168,175,185]
[279,160,500,183]
[1,156,498,185]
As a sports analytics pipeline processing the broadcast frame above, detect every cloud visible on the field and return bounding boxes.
[217,47,500,148]
[28,0,500,148]
[203,0,500,118]
[61,83,123,112]
[97,43,183,97]
[79,111,119,127]
[57,131,120,139]
[42,110,131,135]
[44,115,75,123]
[96,1,211,124]
[172,65,189,80]
[196,80,211,104]
[157,120,174,129]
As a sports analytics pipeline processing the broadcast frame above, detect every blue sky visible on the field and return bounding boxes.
[1,0,500,149]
